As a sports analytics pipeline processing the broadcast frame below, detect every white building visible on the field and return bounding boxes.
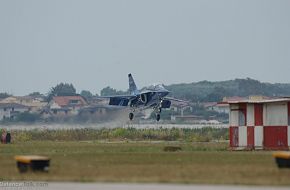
[204,102,229,114]
[0,103,29,120]
[228,98,290,150]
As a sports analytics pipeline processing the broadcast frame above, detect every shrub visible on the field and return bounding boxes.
[10,127,229,142]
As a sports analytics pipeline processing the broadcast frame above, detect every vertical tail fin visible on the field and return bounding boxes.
[128,73,139,95]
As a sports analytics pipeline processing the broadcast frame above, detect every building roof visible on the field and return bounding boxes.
[52,96,87,107]
[170,99,191,107]
[1,96,34,101]
[203,102,218,108]
[215,103,229,107]
[222,96,247,102]
[0,103,28,109]
[226,97,290,104]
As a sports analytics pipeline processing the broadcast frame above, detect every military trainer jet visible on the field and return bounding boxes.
[106,73,174,121]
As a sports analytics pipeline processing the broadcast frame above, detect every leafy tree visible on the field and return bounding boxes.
[0,92,12,99]
[47,83,76,101]
[100,86,127,96]
[204,87,229,102]
[28,92,43,97]
[80,90,93,100]
[166,78,290,102]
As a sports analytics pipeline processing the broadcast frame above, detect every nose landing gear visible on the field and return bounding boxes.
[129,112,134,121]
[155,107,162,122]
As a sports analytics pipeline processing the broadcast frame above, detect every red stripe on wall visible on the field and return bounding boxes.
[230,126,239,147]
[254,104,263,126]
[288,102,290,125]
[247,126,254,149]
[264,126,288,150]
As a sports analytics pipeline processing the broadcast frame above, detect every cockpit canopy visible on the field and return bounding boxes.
[142,84,167,92]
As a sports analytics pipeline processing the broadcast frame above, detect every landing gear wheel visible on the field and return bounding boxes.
[156,113,161,121]
[129,112,134,120]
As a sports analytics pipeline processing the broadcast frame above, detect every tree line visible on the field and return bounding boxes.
[2,78,290,103]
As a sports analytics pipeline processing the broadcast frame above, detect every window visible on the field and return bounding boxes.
[238,103,247,126]
[238,111,246,126]
[230,103,247,126]
[70,100,79,104]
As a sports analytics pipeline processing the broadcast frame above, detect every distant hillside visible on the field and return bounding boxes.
[165,78,290,102]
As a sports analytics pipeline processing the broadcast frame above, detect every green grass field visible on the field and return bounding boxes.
[0,141,290,185]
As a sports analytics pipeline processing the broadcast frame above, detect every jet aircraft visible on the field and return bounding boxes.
[106,74,174,121]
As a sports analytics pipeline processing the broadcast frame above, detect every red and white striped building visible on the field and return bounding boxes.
[228,98,290,150]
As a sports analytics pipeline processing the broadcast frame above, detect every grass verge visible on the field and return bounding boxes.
[0,141,289,185]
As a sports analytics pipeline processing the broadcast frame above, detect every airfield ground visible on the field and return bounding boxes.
[0,141,290,185]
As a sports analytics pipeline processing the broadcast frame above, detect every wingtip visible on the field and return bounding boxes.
[128,73,132,77]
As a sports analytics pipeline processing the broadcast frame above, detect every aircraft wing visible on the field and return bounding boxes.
[163,97,190,103]
[101,95,137,106]
[160,97,190,108]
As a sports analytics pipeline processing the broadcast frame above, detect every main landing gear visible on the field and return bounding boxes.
[128,107,162,121]
[156,113,160,121]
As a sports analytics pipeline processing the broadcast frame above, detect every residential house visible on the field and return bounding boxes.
[87,97,109,106]
[78,105,124,121]
[203,102,229,114]
[48,96,88,117]
[169,100,192,116]
[0,103,29,120]
[0,96,46,112]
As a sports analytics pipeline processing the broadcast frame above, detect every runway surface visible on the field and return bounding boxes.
[45,183,289,190]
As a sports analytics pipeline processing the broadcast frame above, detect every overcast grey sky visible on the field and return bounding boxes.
[1,0,290,95]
